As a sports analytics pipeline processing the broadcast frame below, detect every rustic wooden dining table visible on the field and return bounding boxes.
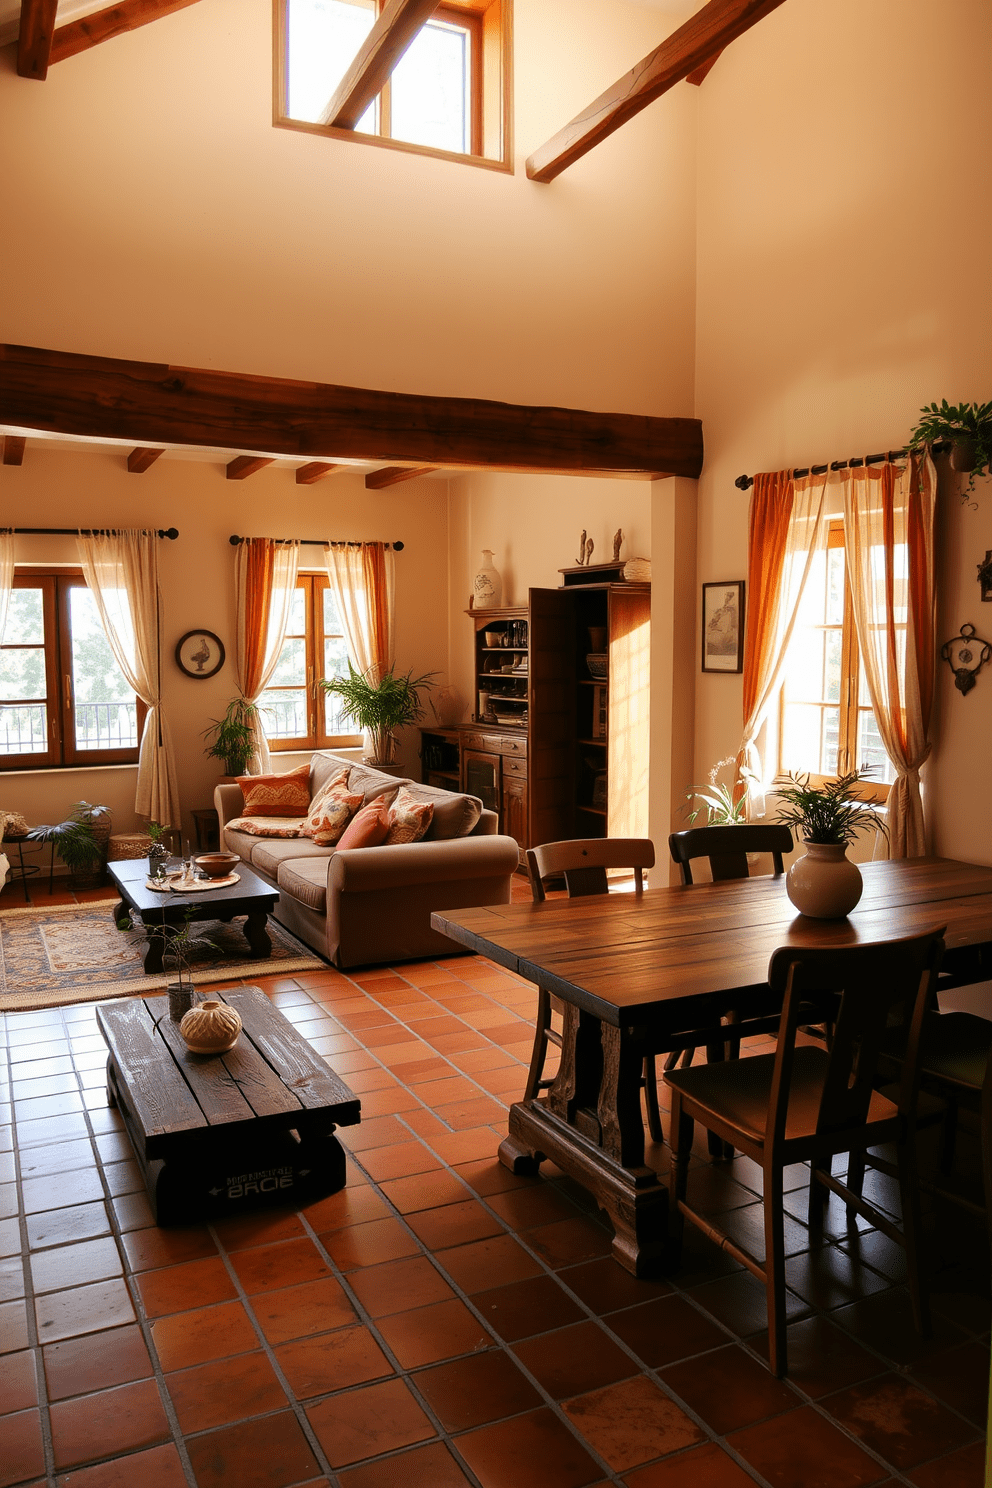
[432,856,992,1276]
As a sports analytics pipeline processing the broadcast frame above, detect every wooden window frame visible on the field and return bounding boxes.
[776,523,891,804]
[1,570,146,772]
[266,573,362,755]
[273,0,512,173]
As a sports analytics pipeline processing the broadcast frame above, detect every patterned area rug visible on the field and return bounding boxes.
[0,901,324,1012]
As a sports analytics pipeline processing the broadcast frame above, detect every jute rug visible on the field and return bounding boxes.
[0,900,324,1012]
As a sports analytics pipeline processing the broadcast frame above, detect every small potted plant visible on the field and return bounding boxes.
[773,769,887,918]
[202,697,262,777]
[683,757,756,825]
[908,399,992,498]
[145,820,171,869]
[28,801,111,889]
[318,664,437,766]
[116,906,220,1021]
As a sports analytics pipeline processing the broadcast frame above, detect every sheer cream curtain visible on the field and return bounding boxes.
[77,529,181,827]
[0,531,14,645]
[234,538,300,774]
[737,470,830,802]
[842,453,937,857]
[323,542,396,680]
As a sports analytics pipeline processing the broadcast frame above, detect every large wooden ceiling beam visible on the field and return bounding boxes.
[686,49,723,85]
[319,0,440,130]
[0,345,704,479]
[16,0,58,80]
[526,0,787,183]
[365,465,439,489]
[127,446,164,472]
[3,436,27,465]
[49,0,205,67]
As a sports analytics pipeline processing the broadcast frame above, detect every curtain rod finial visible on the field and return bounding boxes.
[159,528,180,540]
[735,475,753,491]
[229,535,243,546]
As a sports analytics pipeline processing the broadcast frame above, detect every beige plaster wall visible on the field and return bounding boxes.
[693,0,992,864]
[0,0,696,418]
[0,450,448,844]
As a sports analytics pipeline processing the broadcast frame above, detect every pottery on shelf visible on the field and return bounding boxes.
[474,550,502,607]
[786,843,863,918]
[179,998,243,1055]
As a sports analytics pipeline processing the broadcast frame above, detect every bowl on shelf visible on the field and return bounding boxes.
[484,631,502,647]
[194,852,240,879]
[586,652,608,680]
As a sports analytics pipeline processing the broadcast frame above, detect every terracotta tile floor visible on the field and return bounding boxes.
[0,880,988,1487]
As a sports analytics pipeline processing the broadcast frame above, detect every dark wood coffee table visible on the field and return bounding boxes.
[97,988,360,1224]
[108,858,279,973]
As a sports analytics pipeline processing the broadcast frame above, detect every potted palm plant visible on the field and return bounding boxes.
[909,399,992,498]
[318,664,436,766]
[202,697,262,777]
[773,769,887,918]
[28,801,111,888]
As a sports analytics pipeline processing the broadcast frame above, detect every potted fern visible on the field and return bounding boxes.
[202,697,262,777]
[318,665,436,766]
[909,400,992,497]
[773,769,887,918]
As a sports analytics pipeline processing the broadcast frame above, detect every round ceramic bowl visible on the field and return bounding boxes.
[586,652,608,680]
[194,852,240,878]
[484,630,502,647]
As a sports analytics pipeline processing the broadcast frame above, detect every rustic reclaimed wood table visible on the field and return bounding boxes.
[108,857,279,973]
[432,857,992,1275]
[97,988,360,1225]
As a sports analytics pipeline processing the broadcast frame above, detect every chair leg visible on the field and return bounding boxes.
[667,1090,693,1259]
[764,1167,788,1377]
[522,987,552,1104]
[643,1056,663,1143]
[807,1153,831,1227]
[896,1133,931,1338]
[704,1037,728,1158]
[846,1151,866,1204]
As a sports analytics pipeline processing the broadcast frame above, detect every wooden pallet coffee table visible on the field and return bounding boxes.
[108,857,279,974]
[96,988,360,1225]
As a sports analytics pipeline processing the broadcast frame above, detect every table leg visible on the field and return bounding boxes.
[243,911,272,959]
[142,924,167,975]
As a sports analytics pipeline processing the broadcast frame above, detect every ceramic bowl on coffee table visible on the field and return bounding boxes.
[194,852,240,878]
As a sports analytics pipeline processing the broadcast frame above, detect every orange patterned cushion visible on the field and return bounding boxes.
[301,768,364,846]
[301,768,350,836]
[337,801,391,850]
[383,786,434,845]
[237,763,311,818]
[226,816,305,838]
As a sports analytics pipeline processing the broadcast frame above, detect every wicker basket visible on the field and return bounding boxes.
[108,833,153,861]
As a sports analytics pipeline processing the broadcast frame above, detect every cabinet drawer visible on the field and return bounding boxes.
[461,731,496,754]
[502,755,528,778]
[497,734,528,757]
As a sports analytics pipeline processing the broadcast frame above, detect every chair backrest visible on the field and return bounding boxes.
[669,824,794,885]
[765,930,945,1150]
[527,838,655,903]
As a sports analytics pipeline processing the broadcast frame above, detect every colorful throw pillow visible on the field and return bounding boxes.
[226,817,305,838]
[237,763,310,818]
[301,768,364,846]
[336,801,391,851]
[383,786,434,846]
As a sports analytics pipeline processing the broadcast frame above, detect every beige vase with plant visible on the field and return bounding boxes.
[774,769,887,919]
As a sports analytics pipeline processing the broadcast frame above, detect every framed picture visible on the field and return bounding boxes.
[175,630,226,679]
[701,581,745,673]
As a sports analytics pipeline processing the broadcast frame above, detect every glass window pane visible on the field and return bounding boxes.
[0,704,48,754]
[781,703,839,777]
[323,586,343,636]
[286,0,377,130]
[391,19,469,153]
[258,689,307,739]
[69,587,138,751]
[0,646,46,701]
[825,545,845,626]
[2,588,45,645]
[322,633,351,735]
[857,710,895,784]
[269,637,306,688]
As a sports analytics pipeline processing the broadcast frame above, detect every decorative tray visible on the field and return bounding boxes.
[146,872,241,893]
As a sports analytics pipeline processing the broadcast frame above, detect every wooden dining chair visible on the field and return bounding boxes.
[664,929,945,1377]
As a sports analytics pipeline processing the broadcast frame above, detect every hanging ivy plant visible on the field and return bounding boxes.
[908,400,992,498]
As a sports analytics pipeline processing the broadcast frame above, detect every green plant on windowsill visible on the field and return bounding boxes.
[318,664,437,765]
[202,697,262,777]
[908,399,992,498]
[772,769,887,847]
[683,757,757,825]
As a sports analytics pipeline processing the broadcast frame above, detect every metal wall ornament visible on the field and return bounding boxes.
[941,623,991,695]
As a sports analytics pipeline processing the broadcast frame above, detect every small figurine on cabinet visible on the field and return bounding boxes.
[576,530,587,565]
[612,529,624,562]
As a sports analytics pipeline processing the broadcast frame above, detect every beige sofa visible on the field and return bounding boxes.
[214,751,519,968]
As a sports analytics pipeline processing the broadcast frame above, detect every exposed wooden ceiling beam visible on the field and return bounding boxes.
[16,0,58,80]
[526,0,787,183]
[687,49,723,85]
[49,0,205,67]
[319,0,440,130]
[127,446,164,473]
[296,462,341,485]
[0,345,704,479]
[2,436,27,465]
[365,465,440,489]
[227,456,275,481]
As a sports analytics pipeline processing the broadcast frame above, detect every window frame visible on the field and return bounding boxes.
[265,572,363,755]
[776,523,891,804]
[1,569,146,772]
[273,0,512,173]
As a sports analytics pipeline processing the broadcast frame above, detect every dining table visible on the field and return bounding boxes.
[432,856,992,1276]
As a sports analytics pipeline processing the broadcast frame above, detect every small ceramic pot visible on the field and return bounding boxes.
[949,436,978,473]
[786,843,863,918]
[179,999,243,1055]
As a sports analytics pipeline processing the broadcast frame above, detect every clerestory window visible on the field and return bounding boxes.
[276,0,511,169]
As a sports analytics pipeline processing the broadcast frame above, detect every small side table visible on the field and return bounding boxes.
[191,808,220,853]
[3,832,37,902]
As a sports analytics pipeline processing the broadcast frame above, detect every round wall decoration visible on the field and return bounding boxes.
[175,630,226,679]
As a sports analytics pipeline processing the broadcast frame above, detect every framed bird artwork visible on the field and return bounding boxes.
[175,630,226,679]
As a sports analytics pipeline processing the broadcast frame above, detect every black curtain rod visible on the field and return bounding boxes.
[228,535,404,551]
[734,442,951,491]
[11,526,179,538]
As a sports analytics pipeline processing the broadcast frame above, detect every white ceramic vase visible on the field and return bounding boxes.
[474,550,502,608]
[786,842,863,919]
